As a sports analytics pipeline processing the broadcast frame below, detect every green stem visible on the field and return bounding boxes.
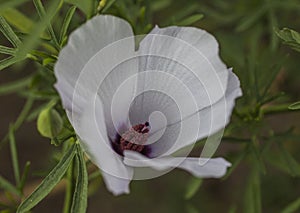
[262,104,295,115]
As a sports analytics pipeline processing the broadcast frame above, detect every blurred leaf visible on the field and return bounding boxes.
[0,76,31,95]
[59,6,76,45]
[151,0,172,11]
[70,144,88,213]
[236,6,267,32]
[185,204,199,213]
[184,177,202,200]
[0,56,24,71]
[278,142,300,177]
[276,28,300,52]
[8,125,20,186]
[228,206,237,213]
[177,14,204,26]
[17,143,77,213]
[288,101,300,110]
[65,0,94,18]
[223,144,250,179]
[100,0,116,13]
[1,8,34,33]
[282,197,300,213]
[37,106,63,138]
[0,175,21,196]
[0,0,30,13]
[0,16,21,47]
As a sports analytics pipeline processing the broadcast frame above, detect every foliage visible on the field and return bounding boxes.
[0,0,299,212]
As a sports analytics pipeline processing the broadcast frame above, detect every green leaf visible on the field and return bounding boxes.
[70,144,88,213]
[17,143,77,213]
[1,8,34,33]
[278,142,300,177]
[184,177,202,200]
[151,0,172,11]
[0,16,21,47]
[65,0,94,18]
[0,56,24,71]
[33,0,60,49]
[8,125,20,186]
[19,161,31,191]
[288,101,300,110]
[236,6,267,32]
[0,0,30,14]
[37,106,63,138]
[0,98,34,150]
[99,0,116,13]
[59,6,76,45]
[177,14,204,26]
[276,28,300,52]
[0,76,31,95]
[15,0,62,59]
[0,175,21,196]
[282,197,300,213]
[0,45,15,55]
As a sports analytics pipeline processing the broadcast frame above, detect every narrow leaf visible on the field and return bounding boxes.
[0,0,30,13]
[236,6,267,32]
[70,144,88,213]
[0,175,21,196]
[184,177,202,200]
[278,142,300,177]
[0,45,15,55]
[0,16,21,47]
[8,125,20,186]
[1,8,33,33]
[177,14,204,26]
[0,56,24,71]
[19,161,31,191]
[0,98,34,150]
[0,76,31,95]
[33,0,59,48]
[59,6,76,45]
[17,144,77,213]
[282,197,300,213]
[65,0,93,18]
[15,0,62,59]
[288,101,300,110]
[99,0,116,13]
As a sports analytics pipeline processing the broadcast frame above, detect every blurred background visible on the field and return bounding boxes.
[0,0,300,212]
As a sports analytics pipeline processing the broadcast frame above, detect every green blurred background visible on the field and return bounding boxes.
[0,0,300,212]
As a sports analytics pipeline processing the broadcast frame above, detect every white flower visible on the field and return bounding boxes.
[54,15,242,195]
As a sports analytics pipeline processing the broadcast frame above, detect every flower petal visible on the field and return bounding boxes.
[149,69,242,157]
[135,25,229,119]
[75,96,133,195]
[54,15,136,127]
[124,150,231,178]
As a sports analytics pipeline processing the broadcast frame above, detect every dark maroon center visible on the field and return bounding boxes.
[119,122,150,153]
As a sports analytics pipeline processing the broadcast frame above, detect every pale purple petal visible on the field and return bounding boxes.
[74,97,133,195]
[131,26,229,126]
[149,70,242,157]
[124,150,231,178]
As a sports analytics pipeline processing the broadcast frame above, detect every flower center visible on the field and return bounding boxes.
[119,122,150,153]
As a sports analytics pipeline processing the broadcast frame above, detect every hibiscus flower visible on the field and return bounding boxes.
[54,15,242,195]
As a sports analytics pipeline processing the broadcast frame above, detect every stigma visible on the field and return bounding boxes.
[119,122,150,153]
